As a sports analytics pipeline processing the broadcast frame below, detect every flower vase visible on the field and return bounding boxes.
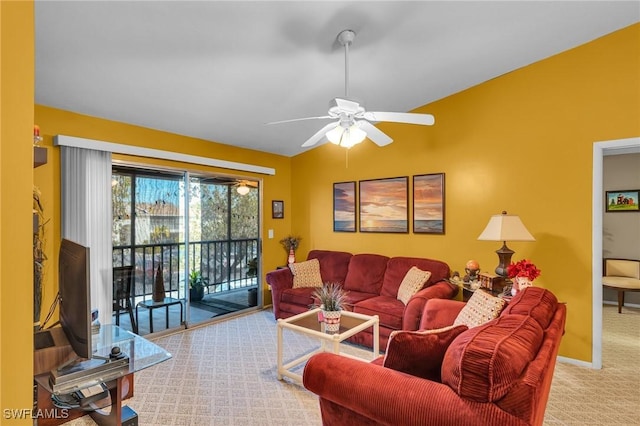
[287,248,295,265]
[511,276,533,296]
[323,310,341,334]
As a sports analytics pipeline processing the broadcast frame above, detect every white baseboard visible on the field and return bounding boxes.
[603,300,640,309]
[557,355,594,369]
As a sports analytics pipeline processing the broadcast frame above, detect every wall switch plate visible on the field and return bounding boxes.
[268,229,274,239]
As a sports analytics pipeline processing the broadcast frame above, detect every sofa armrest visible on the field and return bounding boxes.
[265,267,293,319]
[402,280,459,331]
[303,353,520,426]
[419,298,466,329]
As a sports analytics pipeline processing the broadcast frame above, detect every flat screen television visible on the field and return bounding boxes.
[58,238,92,360]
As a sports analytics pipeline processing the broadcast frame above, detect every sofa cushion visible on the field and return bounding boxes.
[383,324,468,381]
[280,287,317,308]
[343,254,389,294]
[290,258,323,288]
[308,250,352,284]
[380,257,450,298]
[442,314,544,402]
[453,289,506,328]
[397,266,432,305]
[501,286,558,329]
[354,295,404,329]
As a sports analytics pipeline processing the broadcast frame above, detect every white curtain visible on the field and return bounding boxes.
[61,146,112,326]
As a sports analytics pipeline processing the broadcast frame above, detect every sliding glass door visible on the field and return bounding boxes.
[112,167,260,335]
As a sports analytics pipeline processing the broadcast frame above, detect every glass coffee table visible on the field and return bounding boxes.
[276,307,379,383]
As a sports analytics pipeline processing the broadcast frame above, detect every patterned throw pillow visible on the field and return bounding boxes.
[383,324,468,381]
[290,258,323,289]
[453,289,507,328]
[397,266,432,305]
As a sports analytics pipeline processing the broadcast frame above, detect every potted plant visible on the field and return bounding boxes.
[507,259,541,296]
[246,257,258,306]
[246,257,258,278]
[313,283,348,333]
[189,270,208,302]
[279,235,301,264]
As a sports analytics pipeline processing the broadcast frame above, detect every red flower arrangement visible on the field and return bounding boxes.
[507,259,541,281]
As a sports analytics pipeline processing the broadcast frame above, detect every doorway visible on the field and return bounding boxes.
[111,166,260,335]
[592,136,640,369]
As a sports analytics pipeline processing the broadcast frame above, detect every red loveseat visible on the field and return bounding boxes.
[265,249,458,349]
[303,287,567,426]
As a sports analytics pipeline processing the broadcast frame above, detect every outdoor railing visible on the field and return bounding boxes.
[113,238,259,302]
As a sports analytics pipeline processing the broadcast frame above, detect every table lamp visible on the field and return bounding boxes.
[477,211,535,278]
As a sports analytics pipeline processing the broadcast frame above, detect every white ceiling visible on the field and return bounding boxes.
[35,1,639,157]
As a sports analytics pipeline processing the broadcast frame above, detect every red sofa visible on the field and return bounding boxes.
[265,249,458,348]
[303,287,567,426]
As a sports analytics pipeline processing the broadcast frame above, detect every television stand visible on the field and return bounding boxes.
[34,325,171,426]
[36,373,135,426]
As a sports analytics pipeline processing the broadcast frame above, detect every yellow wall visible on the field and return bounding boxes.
[34,106,292,315]
[291,23,640,362]
[0,1,35,423]
[5,9,639,414]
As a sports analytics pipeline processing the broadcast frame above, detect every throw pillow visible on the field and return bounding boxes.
[383,324,468,381]
[289,258,323,289]
[397,266,432,305]
[453,289,506,328]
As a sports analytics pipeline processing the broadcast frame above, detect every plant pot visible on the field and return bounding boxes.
[322,310,341,334]
[511,277,533,296]
[190,287,204,302]
[248,288,258,306]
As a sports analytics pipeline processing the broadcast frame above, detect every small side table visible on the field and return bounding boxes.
[461,284,504,302]
[135,297,183,333]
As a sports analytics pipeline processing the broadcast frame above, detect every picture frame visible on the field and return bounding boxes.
[413,173,445,234]
[605,190,639,212]
[333,181,356,232]
[359,177,409,233]
[272,200,284,219]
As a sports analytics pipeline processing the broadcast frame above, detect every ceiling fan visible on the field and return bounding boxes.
[268,29,435,149]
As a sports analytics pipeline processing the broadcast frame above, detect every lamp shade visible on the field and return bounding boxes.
[477,211,535,242]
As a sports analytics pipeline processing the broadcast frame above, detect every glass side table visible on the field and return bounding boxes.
[34,325,172,426]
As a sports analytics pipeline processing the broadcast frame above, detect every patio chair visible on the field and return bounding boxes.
[113,266,137,333]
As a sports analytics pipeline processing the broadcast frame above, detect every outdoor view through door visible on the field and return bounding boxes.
[112,167,260,335]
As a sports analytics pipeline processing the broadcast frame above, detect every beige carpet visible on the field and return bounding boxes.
[65,304,639,425]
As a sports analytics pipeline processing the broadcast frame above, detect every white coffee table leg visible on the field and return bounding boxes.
[276,320,283,380]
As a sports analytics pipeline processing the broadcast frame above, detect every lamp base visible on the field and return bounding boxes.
[494,242,514,279]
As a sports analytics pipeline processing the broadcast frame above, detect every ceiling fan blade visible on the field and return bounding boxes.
[301,122,338,147]
[363,111,435,126]
[357,121,393,146]
[266,116,332,125]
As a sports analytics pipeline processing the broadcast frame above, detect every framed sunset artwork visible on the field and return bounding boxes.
[359,177,409,233]
[413,173,445,234]
[333,181,356,232]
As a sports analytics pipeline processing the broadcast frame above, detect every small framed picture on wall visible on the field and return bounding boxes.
[272,200,284,219]
[605,190,639,212]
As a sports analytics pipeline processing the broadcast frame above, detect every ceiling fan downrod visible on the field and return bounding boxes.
[337,30,356,99]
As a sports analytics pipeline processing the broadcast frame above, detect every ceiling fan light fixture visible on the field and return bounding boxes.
[326,125,345,145]
[236,184,250,195]
[327,124,366,148]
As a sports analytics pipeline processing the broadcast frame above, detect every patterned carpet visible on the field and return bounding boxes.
[65,304,639,425]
